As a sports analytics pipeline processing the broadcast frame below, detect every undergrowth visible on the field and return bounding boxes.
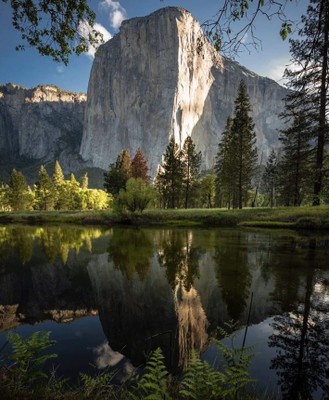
[0,329,264,400]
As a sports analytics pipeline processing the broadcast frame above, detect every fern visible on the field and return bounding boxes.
[79,370,116,397]
[130,347,171,400]
[7,331,57,386]
[179,350,224,399]
[215,322,256,399]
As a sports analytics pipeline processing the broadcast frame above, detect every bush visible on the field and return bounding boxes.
[117,178,156,213]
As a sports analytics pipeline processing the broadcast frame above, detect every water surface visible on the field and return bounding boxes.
[0,225,328,399]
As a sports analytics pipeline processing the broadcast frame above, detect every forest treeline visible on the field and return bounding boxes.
[0,161,110,212]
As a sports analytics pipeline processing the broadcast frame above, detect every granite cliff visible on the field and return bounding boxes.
[0,83,87,179]
[0,7,287,181]
[81,7,287,174]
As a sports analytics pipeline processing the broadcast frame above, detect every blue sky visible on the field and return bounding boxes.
[0,0,309,93]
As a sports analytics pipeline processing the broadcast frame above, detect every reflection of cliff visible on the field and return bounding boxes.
[157,230,208,369]
[87,253,177,367]
[1,225,329,385]
[174,282,208,369]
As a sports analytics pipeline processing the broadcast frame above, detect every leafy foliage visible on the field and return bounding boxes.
[131,347,170,400]
[7,331,57,387]
[5,0,103,64]
[117,177,156,213]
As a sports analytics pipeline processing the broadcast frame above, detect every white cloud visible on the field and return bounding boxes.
[56,65,64,74]
[241,33,248,44]
[100,0,127,29]
[263,58,299,84]
[78,21,112,59]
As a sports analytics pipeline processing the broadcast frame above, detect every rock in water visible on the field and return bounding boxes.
[80,7,287,174]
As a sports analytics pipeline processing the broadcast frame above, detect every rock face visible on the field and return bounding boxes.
[81,7,287,174]
[0,83,87,174]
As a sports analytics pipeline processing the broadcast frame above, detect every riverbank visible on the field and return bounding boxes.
[0,206,329,230]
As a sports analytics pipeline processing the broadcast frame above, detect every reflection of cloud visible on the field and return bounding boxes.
[93,342,135,382]
[100,0,127,29]
[94,342,124,368]
[78,21,112,59]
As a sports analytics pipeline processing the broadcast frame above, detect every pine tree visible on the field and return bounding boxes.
[231,80,258,209]
[8,169,33,211]
[181,136,202,208]
[214,116,237,208]
[131,148,150,183]
[52,160,65,187]
[35,165,55,210]
[262,150,279,208]
[284,0,329,205]
[66,173,81,210]
[104,149,131,195]
[156,138,183,208]
[278,113,312,206]
[52,160,66,210]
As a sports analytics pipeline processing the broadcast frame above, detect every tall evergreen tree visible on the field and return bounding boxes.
[232,80,258,209]
[53,160,65,187]
[131,148,150,183]
[8,169,33,211]
[66,173,81,210]
[214,116,237,208]
[35,165,54,210]
[284,0,329,205]
[156,138,183,208]
[104,149,131,195]
[262,150,279,208]
[278,113,312,206]
[181,136,202,208]
[215,82,257,209]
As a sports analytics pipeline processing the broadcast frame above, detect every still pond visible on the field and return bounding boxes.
[0,225,329,399]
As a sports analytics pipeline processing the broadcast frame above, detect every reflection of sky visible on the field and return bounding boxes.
[202,317,279,396]
[0,316,107,381]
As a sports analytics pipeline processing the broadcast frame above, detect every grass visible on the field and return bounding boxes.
[0,205,329,230]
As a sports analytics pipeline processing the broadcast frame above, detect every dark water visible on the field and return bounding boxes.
[0,225,329,399]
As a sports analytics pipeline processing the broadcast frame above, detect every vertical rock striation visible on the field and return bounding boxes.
[81,7,287,174]
[0,83,86,173]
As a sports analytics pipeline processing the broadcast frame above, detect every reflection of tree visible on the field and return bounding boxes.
[0,227,34,265]
[158,230,201,291]
[0,226,103,267]
[269,263,329,399]
[213,232,252,320]
[107,229,154,280]
[157,230,207,368]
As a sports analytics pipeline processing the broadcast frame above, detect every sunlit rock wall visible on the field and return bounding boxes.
[81,7,287,174]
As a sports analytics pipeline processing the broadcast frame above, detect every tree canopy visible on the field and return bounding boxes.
[2,0,103,64]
